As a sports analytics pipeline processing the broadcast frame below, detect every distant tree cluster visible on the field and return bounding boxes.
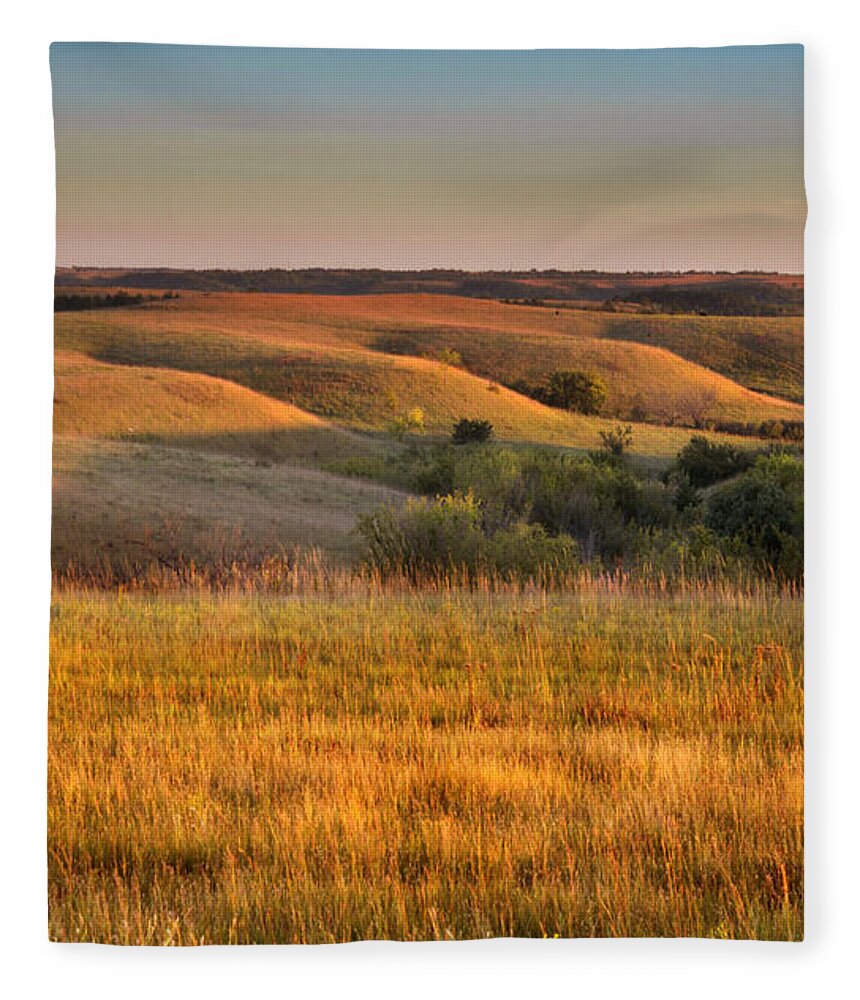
[708,418,804,442]
[54,291,178,312]
[605,282,802,316]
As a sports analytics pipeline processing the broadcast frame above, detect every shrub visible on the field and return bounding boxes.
[599,424,634,457]
[390,407,426,441]
[674,436,756,488]
[452,418,493,445]
[671,473,701,515]
[705,453,803,578]
[434,348,464,368]
[358,491,578,579]
[428,445,673,561]
[359,492,484,575]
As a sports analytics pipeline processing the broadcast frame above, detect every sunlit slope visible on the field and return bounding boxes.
[56,292,803,419]
[57,335,747,460]
[275,292,803,402]
[597,313,803,404]
[56,296,801,450]
[144,290,800,403]
[54,351,379,463]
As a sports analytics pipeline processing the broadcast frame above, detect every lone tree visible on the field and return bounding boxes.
[541,370,608,415]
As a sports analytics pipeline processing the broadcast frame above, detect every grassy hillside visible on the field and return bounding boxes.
[53,438,406,572]
[55,293,802,442]
[53,291,803,570]
[187,290,802,403]
[599,313,803,403]
[53,352,403,569]
[55,350,378,464]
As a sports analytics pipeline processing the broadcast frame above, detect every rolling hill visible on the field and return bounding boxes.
[53,289,804,569]
[55,292,803,432]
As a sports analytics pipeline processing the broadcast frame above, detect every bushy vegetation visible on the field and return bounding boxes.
[452,418,493,444]
[711,418,804,442]
[357,439,803,581]
[706,452,804,579]
[428,347,465,367]
[539,369,608,414]
[390,406,426,440]
[358,491,577,580]
[672,435,757,488]
[598,423,634,457]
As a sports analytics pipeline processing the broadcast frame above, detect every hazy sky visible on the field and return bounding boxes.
[51,44,805,271]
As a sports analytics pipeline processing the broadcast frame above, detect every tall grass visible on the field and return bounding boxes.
[49,576,803,943]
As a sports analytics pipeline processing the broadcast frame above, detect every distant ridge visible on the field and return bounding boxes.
[56,267,803,317]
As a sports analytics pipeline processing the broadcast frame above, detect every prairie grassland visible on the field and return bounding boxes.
[54,350,379,463]
[55,293,802,435]
[52,438,407,571]
[49,576,803,943]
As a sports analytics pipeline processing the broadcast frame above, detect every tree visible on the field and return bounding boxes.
[678,387,717,429]
[540,370,608,415]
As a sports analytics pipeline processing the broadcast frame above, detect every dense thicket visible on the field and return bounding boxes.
[54,291,176,311]
[357,441,803,581]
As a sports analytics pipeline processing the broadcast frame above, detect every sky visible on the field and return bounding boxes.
[51,44,805,272]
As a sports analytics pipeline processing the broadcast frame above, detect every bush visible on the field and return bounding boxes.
[349,439,803,581]
[673,436,756,488]
[433,348,464,368]
[395,444,674,562]
[599,424,634,457]
[452,418,493,445]
[705,453,803,578]
[389,407,426,441]
[358,491,578,579]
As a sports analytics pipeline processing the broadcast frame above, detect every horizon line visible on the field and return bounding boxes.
[55,264,804,277]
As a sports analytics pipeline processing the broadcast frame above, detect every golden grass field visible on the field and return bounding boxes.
[49,576,803,944]
[49,290,804,943]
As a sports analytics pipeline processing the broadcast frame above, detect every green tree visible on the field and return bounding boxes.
[541,370,608,414]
